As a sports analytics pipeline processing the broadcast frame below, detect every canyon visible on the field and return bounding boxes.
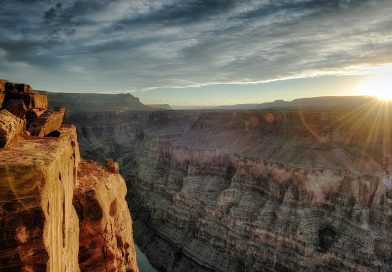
[62,96,392,272]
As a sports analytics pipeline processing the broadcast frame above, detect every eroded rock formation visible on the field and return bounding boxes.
[0,109,25,148]
[29,107,65,137]
[0,125,80,272]
[133,108,392,272]
[74,161,138,272]
[65,102,392,272]
[0,80,139,272]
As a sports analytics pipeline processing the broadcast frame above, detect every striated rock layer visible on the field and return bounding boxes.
[66,104,392,272]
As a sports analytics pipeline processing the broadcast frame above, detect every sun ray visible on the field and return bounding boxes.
[356,74,392,101]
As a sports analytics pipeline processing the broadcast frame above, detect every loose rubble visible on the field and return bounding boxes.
[0,79,59,147]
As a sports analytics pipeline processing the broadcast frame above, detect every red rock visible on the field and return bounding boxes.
[25,109,46,129]
[0,109,25,148]
[4,82,32,93]
[74,161,139,272]
[0,79,7,92]
[0,125,80,271]
[105,159,120,173]
[2,99,27,119]
[5,92,48,110]
[16,84,32,93]
[28,107,65,137]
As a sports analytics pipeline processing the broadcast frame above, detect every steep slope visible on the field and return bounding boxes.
[64,101,392,272]
[128,108,392,272]
[0,125,80,272]
[74,161,139,272]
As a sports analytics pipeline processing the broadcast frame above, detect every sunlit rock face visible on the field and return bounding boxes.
[0,125,81,272]
[0,80,140,272]
[64,104,392,272]
[74,161,139,272]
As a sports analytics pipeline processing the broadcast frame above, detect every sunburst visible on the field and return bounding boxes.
[357,74,392,101]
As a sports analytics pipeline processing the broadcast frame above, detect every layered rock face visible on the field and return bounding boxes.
[129,108,392,272]
[0,80,139,272]
[64,103,392,272]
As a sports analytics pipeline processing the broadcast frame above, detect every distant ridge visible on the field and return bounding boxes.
[147,104,172,110]
[47,92,153,111]
[215,96,377,110]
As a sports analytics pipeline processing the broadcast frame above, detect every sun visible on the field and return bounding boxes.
[357,75,392,101]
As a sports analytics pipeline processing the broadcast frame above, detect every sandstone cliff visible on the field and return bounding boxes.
[0,80,139,272]
[0,125,80,272]
[74,161,138,272]
[64,101,392,272]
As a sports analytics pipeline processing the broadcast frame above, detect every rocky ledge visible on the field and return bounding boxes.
[0,80,139,272]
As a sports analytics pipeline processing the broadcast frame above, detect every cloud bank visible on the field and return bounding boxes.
[0,0,391,92]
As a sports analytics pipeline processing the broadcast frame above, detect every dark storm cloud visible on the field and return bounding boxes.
[0,0,391,92]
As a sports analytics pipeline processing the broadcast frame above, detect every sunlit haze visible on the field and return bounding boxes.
[355,74,392,101]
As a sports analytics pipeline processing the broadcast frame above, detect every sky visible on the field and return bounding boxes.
[0,0,391,106]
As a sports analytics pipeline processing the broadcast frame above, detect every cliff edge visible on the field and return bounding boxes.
[0,80,139,272]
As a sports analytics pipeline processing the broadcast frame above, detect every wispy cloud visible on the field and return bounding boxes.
[0,0,391,92]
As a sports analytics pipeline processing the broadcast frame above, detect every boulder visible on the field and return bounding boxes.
[16,83,32,93]
[0,109,25,148]
[4,82,15,93]
[5,92,48,110]
[28,107,65,137]
[105,159,120,173]
[4,82,32,93]
[2,99,27,119]
[26,109,46,128]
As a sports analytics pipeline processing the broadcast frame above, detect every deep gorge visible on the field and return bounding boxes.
[64,105,392,272]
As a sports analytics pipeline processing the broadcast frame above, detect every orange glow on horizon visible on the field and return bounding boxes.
[356,74,392,101]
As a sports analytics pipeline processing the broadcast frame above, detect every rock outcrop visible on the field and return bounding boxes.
[29,107,65,137]
[0,79,51,148]
[74,161,138,272]
[0,125,80,272]
[63,102,392,272]
[0,80,139,272]
[0,109,25,148]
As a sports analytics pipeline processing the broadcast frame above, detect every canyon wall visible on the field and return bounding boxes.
[66,103,392,272]
[0,125,80,272]
[0,80,139,272]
